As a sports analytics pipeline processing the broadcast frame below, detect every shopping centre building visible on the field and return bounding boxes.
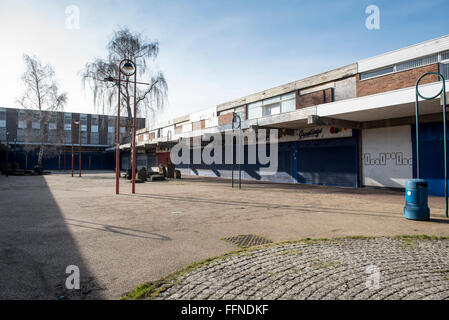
[134,35,449,196]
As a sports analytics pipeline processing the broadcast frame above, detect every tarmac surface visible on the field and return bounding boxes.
[1,171,448,299]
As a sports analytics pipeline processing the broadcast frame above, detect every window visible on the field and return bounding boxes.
[234,106,245,121]
[32,111,40,129]
[247,101,262,120]
[90,115,99,145]
[281,92,296,113]
[263,104,280,116]
[262,96,281,116]
[80,114,88,132]
[360,66,394,80]
[396,54,438,72]
[17,111,27,142]
[31,111,41,142]
[64,113,72,131]
[0,108,5,142]
[18,110,26,129]
[0,108,6,128]
[48,113,58,143]
[360,53,443,81]
[441,63,449,82]
[108,117,116,145]
[247,91,296,120]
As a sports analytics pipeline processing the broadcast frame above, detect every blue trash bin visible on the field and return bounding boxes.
[404,179,430,221]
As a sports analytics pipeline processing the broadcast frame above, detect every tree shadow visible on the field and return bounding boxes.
[64,218,171,240]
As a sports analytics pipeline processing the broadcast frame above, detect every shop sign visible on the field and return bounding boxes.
[297,126,352,141]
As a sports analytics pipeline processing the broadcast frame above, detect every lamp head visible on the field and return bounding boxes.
[120,60,136,76]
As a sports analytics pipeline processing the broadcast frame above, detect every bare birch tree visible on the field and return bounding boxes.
[80,27,167,169]
[17,54,67,171]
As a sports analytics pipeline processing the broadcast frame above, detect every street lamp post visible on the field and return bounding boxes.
[79,118,82,177]
[104,59,146,195]
[13,139,17,164]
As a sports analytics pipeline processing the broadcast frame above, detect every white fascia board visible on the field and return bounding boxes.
[317,81,449,117]
[189,107,217,122]
[358,35,449,72]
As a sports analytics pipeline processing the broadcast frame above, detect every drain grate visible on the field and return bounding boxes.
[223,234,273,248]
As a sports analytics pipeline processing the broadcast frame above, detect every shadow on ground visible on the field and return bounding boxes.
[0,175,103,300]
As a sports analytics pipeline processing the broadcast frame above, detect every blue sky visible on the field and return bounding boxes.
[0,0,448,122]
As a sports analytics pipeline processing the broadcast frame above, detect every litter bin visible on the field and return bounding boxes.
[404,179,430,221]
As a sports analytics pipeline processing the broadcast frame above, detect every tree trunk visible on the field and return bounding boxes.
[37,143,44,168]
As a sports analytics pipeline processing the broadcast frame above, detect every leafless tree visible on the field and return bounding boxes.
[80,27,167,169]
[17,54,67,170]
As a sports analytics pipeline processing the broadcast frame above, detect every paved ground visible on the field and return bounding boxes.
[1,171,449,300]
[155,237,449,300]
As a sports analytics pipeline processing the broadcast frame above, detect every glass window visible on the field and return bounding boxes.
[396,54,438,72]
[80,114,88,132]
[263,96,280,106]
[64,113,72,131]
[360,66,394,80]
[441,63,449,82]
[281,92,295,101]
[234,106,245,121]
[442,51,449,62]
[281,99,296,113]
[48,113,57,130]
[108,117,115,145]
[0,108,6,128]
[91,115,99,133]
[247,101,262,120]
[32,111,40,129]
[263,104,280,116]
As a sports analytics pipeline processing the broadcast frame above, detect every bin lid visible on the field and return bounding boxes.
[405,179,428,188]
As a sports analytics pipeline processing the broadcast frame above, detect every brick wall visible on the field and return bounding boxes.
[174,125,183,135]
[297,88,333,109]
[218,113,234,126]
[192,120,202,131]
[357,64,439,97]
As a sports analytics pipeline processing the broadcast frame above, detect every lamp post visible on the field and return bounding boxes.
[13,139,17,164]
[79,118,82,177]
[71,119,80,177]
[104,59,148,195]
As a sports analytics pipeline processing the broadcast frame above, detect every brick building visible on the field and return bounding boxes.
[0,108,145,171]
[135,34,449,196]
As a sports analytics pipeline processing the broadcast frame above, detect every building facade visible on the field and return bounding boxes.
[134,35,449,196]
[0,108,145,171]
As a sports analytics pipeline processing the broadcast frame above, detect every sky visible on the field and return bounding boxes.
[0,0,448,124]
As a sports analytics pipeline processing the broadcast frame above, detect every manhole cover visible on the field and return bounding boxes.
[222,234,272,248]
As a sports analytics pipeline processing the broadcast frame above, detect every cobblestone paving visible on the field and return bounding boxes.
[156,238,449,300]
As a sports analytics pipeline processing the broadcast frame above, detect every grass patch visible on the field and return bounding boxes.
[392,235,449,249]
[121,246,265,300]
[312,258,340,270]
